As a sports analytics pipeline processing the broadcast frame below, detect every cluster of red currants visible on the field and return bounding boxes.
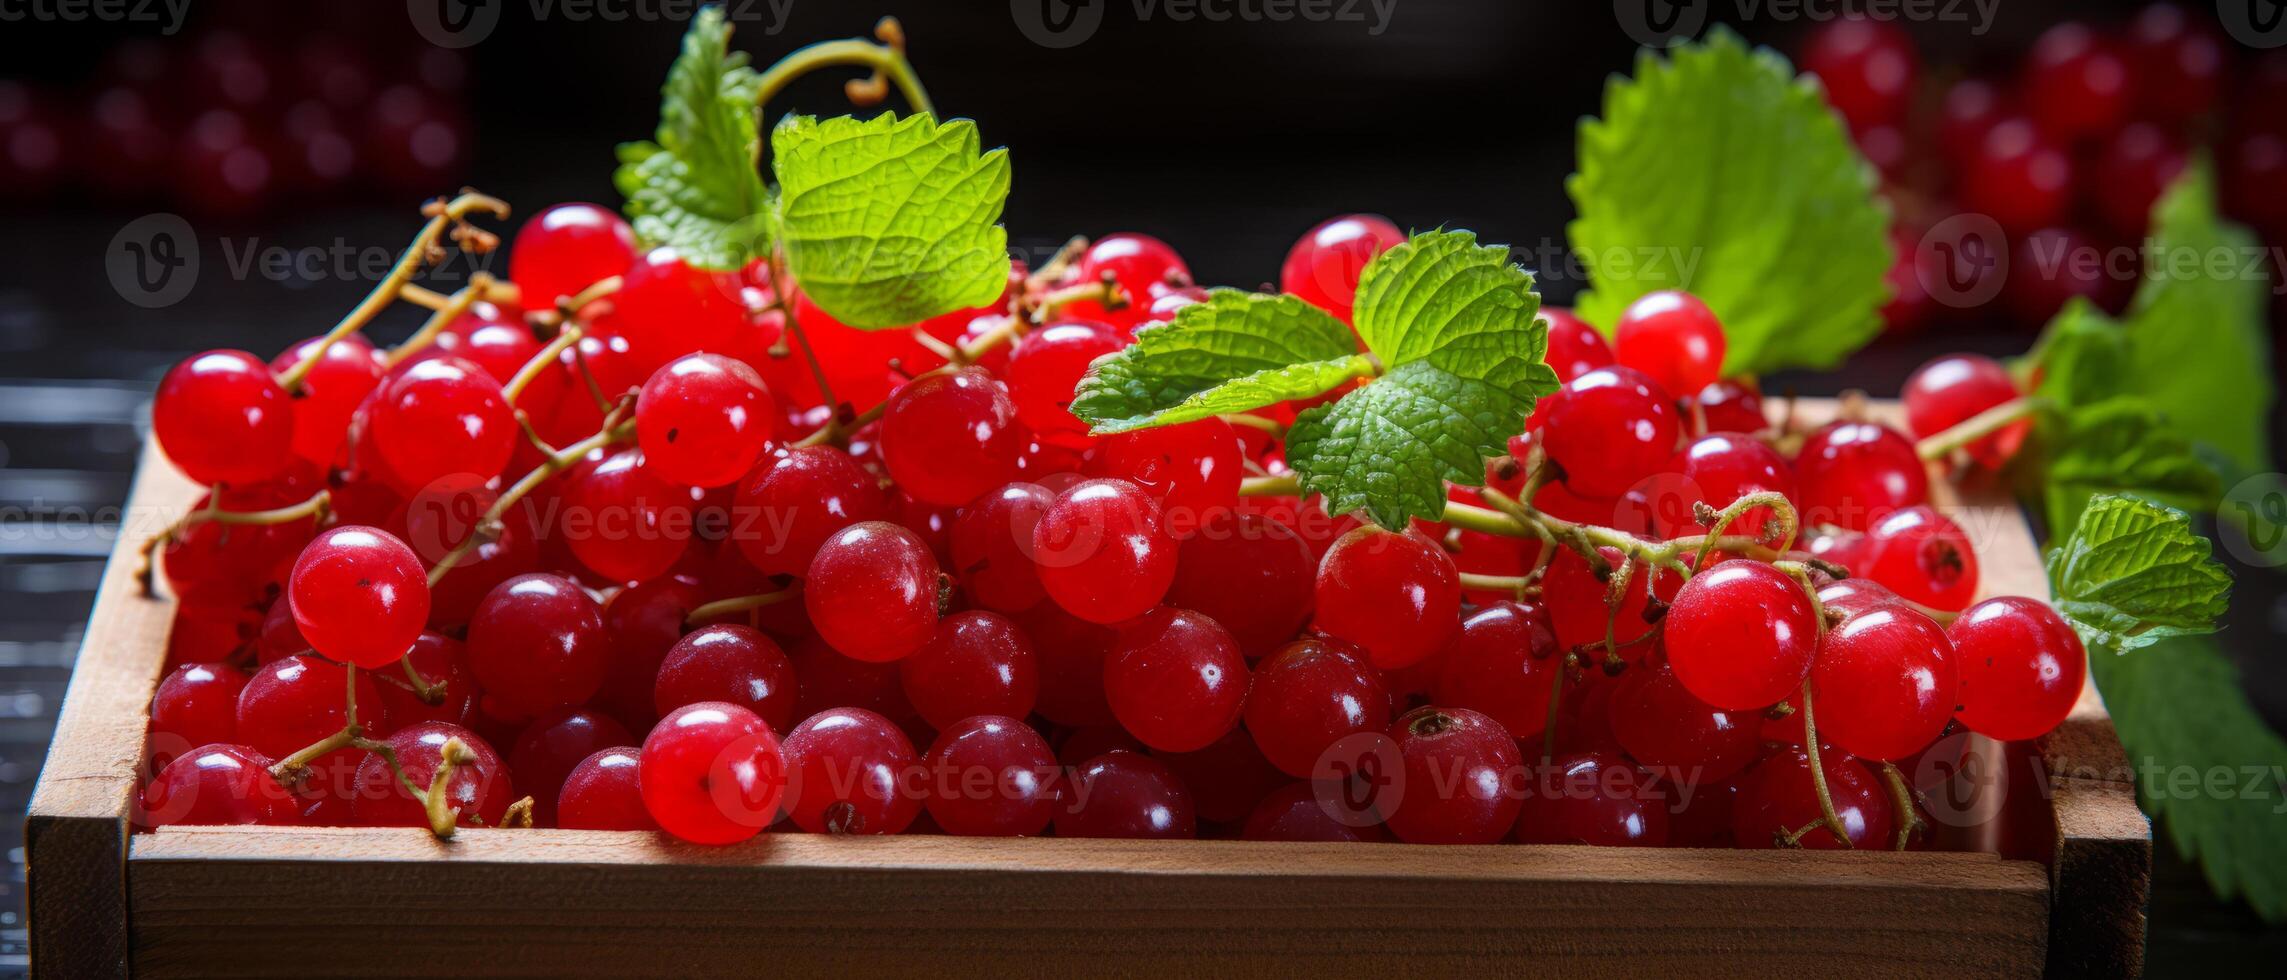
[137,200,2083,850]
[1800,5,2278,332]
[0,18,467,217]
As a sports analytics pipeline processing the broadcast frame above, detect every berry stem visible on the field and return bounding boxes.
[402,280,520,312]
[502,325,584,406]
[1221,412,1287,437]
[685,587,802,624]
[1689,490,1800,570]
[1455,572,1530,597]
[1795,681,1855,849]
[424,736,477,839]
[274,192,510,394]
[1029,279,1125,323]
[1540,651,1574,764]
[1913,395,2047,462]
[425,410,638,586]
[793,313,1030,448]
[135,489,334,598]
[400,651,447,707]
[753,17,932,120]
[383,273,498,369]
[1878,762,1927,851]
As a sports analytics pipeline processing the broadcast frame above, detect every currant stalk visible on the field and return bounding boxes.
[273,191,510,394]
[135,489,333,597]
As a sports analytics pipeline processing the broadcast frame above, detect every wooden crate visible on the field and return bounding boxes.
[27,404,2150,978]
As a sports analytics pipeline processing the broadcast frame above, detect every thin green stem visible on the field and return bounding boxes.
[752,19,932,120]
[1796,682,1853,849]
[1914,395,2047,462]
[426,414,637,586]
[686,587,801,624]
[385,273,496,369]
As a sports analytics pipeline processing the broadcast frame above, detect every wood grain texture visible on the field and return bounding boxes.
[25,443,195,980]
[25,407,2152,977]
[128,828,2050,979]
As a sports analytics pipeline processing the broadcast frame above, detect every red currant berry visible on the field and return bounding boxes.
[140,744,301,827]
[236,654,391,764]
[1153,726,1285,824]
[1312,526,1460,670]
[1610,661,1761,785]
[786,634,921,731]
[640,701,787,844]
[881,366,1027,506]
[368,356,515,494]
[1665,561,1820,710]
[1690,379,1767,437]
[654,624,798,733]
[557,746,657,831]
[900,611,1038,731]
[2124,4,2224,125]
[154,349,297,486]
[1903,354,2028,471]
[1811,604,1956,761]
[1245,636,1390,778]
[605,248,749,370]
[950,482,1056,613]
[372,632,480,728]
[1280,214,1405,324]
[288,525,430,670]
[2023,22,2130,143]
[466,573,611,719]
[1004,320,1125,444]
[1731,745,1893,849]
[163,474,321,612]
[1241,781,1389,842]
[805,521,942,663]
[1082,418,1242,537]
[1650,432,1796,540]
[637,353,777,488]
[1613,291,1727,400]
[1513,751,1670,847]
[1435,601,1559,743]
[731,445,890,576]
[781,707,923,835]
[562,447,694,584]
[1032,478,1179,624]
[1072,233,1191,325]
[1055,751,1195,839]
[922,715,1060,836]
[1962,118,2075,235]
[1385,706,1523,845]
[1540,307,1615,384]
[1949,596,2086,741]
[1103,607,1249,753]
[1859,505,1979,612]
[1539,366,1679,499]
[430,304,537,387]
[509,202,638,310]
[270,335,386,466]
[1539,546,1678,658]
[1167,511,1314,657]
[1938,77,2012,166]
[150,663,250,770]
[353,722,511,828]
[1794,420,1929,531]
[1803,15,1919,128]
[1015,602,1120,728]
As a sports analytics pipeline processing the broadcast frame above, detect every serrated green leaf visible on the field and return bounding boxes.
[2046,494,2231,657]
[2119,161,2275,478]
[1350,230,1553,392]
[2091,637,2287,923]
[1071,290,1368,434]
[1567,29,1891,376]
[2024,299,2131,411]
[2042,398,2225,533]
[615,7,772,271]
[1287,360,1536,529]
[771,112,1011,329]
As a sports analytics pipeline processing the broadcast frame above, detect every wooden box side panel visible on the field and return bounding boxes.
[25,445,196,980]
[127,829,2050,979]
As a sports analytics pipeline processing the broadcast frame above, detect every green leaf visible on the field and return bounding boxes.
[771,112,1012,329]
[2119,161,2275,477]
[2042,398,2224,533]
[2046,494,2231,657]
[1071,290,1369,434]
[1567,29,1891,376]
[1282,230,1559,529]
[2024,299,2131,411]
[2091,637,2287,923]
[615,7,772,271]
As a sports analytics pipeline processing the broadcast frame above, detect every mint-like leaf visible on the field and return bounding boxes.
[615,7,772,271]
[1568,29,1891,376]
[771,112,1011,329]
[1072,290,1369,434]
[2042,399,2224,533]
[1285,231,1558,528]
[2046,494,2231,657]
[2090,637,2287,923]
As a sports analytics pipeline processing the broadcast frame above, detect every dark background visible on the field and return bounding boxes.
[2,0,2282,973]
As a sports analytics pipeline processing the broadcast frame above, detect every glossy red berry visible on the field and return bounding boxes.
[898,611,1038,731]
[805,521,942,663]
[235,654,390,764]
[1004,320,1126,444]
[1613,291,1726,401]
[1434,601,1559,743]
[1016,603,1120,728]
[2123,4,2224,125]
[1102,607,1249,753]
[1664,561,1820,710]
[1650,432,1796,540]
[1949,596,2086,741]
[1280,214,1405,324]
[1082,418,1242,536]
[1609,661,1761,785]
[1245,637,1390,778]
[880,367,1026,506]
[1312,526,1460,670]
[1241,781,1388,842]
[1903,354,2028,470]
[949,482,1056,613]
[2023,22,2130,143]
[1539,366,1679,499]
[1803,15,1919,128]
[1513,751,1671,847]
[1385,706,1523,845]
[288,525,430,670]
[1962,118,2075,235]
[352,723,512,828]
[781,707,923,835]
[922,715,1060,836]
[640,701,786,845]
[1167,511,1314,657]
[1032,478,1179,624]
[1859,505,1979,612]
[1537,546,1677,658]
[466,573,611,719]
[561,447,694,584]
[149,663,249,770]
[654,624,798,733]
[140,744,301,827]
[368,356,515,494]
[1072,233,1191,325]
[731,446,890,576]
[605,248,749,370]
[1794,421,1929,531]
[637,353,777,488]
[1055,751,1195,839]
[1732,746,1893,849]
[154,349,296,486]
[1540,306,1615,384]
[270,335,385,466]
[557,746,657,831]
[509,202,639,309]
[506,708,631,827]
[1811,604,1956,761]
